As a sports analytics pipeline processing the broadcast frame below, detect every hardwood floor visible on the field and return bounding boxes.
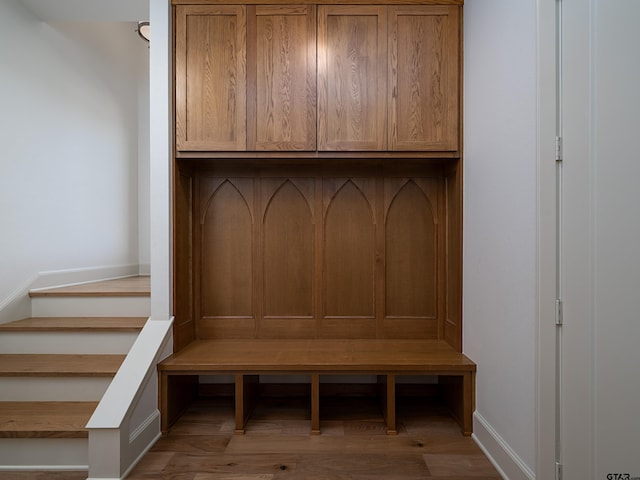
[127,395,503,480]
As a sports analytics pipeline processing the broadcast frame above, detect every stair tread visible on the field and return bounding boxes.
[29,276,150,298]
[0,401,98,438]
[0,354,125,376]
[0,317,147,332]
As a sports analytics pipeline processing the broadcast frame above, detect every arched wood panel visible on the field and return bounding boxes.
[199,179,255,338]
[383,180,439,338]
[261,179,316,337]
[322,180,376,337]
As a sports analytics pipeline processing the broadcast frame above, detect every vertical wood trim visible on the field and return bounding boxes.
[375,177,385,338]
[254,174,263,337]
[316,6,328,150]
[193,176,203,339]
[437,171,446,340]
[175,6,187,151]
[314,177,324,335]
[246,5,258,150]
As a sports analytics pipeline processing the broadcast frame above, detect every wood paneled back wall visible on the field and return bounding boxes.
[174,161,462,349]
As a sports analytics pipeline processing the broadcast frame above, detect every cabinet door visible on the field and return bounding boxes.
[318,6,387,151]
[248,5,316,151]
[175,5,247,151]
[389,6,460,151]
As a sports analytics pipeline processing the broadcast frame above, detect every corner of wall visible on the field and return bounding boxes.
[472,412,536,480]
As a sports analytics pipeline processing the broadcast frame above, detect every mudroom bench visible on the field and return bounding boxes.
[158,339,476,436]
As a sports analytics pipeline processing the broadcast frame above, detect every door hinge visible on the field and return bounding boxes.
[555,136,563,161]
[556,461,563,480]
[555,299,563,325]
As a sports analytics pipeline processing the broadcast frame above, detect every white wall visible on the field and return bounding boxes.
[464,0,538,477]
[0,1,149,306]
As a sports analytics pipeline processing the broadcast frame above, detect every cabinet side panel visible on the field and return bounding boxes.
[173,167,195,351]
[444,162,462,350]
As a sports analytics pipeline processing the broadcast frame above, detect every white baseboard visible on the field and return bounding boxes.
[0,264,143,324]
[0,278,32,324]
[29,264,141,292]
[472,412,536,480]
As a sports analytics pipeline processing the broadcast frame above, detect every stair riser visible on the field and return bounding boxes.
[0,377,112,401]
[0,332,138,354]
[31,297,150,317]
[0,438,87,469]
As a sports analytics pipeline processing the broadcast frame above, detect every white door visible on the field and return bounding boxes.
[560,1,640,478]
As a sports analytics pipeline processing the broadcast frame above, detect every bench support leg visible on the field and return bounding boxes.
[235,374,259,434]
[159,373,197,435]
[311,374,320,434]
[378,374,397,435]
[441,372,475,436]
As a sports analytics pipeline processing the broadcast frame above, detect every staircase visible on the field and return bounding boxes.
[0,277,150,474]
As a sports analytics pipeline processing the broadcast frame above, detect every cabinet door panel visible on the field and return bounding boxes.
[318,6,387,151]
[176,5,247,151]
[389,6,460,151]
[248,6,316,151]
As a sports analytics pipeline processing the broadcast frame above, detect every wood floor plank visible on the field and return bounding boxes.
[128,397,502,479]
[0,317,147,332]
[0,401,97,438]
[29,276,150,297]
[0,354,125,376]
[423,453,501,477]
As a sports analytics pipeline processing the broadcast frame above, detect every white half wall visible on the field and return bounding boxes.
[0,1,149,306]
[464,0,538,477]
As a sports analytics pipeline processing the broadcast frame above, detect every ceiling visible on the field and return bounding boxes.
[20,0,148,22]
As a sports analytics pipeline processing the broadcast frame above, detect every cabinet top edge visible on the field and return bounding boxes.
[172,0,463,5]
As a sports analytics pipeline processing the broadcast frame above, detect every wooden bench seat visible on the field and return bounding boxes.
[158,339,476,436]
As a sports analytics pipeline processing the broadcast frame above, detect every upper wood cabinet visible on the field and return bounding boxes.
[175,4,316,151]
[175,5,247,151]
[317,6,388,151]
[175,3,461,153]
[388,6,460,151]
[248,5,317,150]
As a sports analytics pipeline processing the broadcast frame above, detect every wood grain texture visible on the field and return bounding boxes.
[0,354,125,377]
[173,0,465,5]
[132,393,499,480]
[189,166,454,341]
[175,5,247,151]
[0,401,98,438]
[389,6,460,151]
[29,276,149,297]
[174,167,196,351]
[159,339,475,373]
[249,5,316,151]
[318,6,387,151]
[0,317,146,332]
